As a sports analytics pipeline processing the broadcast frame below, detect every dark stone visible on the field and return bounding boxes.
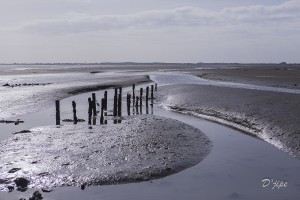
[19,198,26,200]
[81,184,86,190]
[14,177,30,189]
[41,187,53,193]
[29,191,43,200]
[8,168,22,173]
[7,185,14,192]
[2,83,10,87]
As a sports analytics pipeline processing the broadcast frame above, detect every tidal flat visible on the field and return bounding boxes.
[0,63,299,200]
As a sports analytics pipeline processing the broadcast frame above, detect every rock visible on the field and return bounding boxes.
[14,177,30,189]
[19,198,26,200]
[7,185,14,192]
[2,83,10,87]
[29,191,43,200]
[8,168,22,173]
[81,184,86,190]
[41,187,53,193]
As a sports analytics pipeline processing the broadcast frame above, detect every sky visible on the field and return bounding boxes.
[0,0,299,63]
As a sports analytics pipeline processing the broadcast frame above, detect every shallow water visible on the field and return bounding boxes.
[150,72,300,94]
[0,71,300,199]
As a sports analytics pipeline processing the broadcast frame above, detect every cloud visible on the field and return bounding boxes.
[12,0,300,34]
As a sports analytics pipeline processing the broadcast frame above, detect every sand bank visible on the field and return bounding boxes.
[157,84,300,159]
[0,115,211,191]
[197,66,300,89]
[0,74,150,119]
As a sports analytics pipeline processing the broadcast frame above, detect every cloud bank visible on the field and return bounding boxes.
[15,0,300,34]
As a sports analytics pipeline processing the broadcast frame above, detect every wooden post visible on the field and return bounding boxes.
[114,88,118,98]
[113,94,117,117]
[104,91,108,116]
[140,88,143,106]
[151,85,154,99]
[72,100,77,124]
[135,96,139,115]
[146,104,149,114]
[155,83,157,91]
[92,93,97,116]
[100,98,104,125]
[132,84,135,106]
[55,100,60,125]
[88,97,92,125]
[136,96,139,107]
[146,86,149,107]
[118,92,122,116]
[127,94,131,116]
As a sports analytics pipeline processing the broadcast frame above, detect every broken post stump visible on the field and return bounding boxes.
[151,85,154,99]
[136,96,139,107]
[127,93,131,116]
[140,88,143,106]
[92,93,97,116]
[88,97,92,125]
[104,91,108,116]
[55,100,60,125]
[72,100,78,124]
[155,83,157,91]
[113,94,117,117]
[118,92,122,117]
[100,98,104,125]
[132,84,135,105]
[146,86,149,107]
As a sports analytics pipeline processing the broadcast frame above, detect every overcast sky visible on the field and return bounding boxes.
[0,0,299,63]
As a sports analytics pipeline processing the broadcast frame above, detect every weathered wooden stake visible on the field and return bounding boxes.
[135,96,139,115]
[55,100,60,125]
[113,94,117,117]
[136,96,139,107]
[140,103,143,114]
[155,83,157,91]
[72,100,77,124]
[127,93,131,116]
[104,91,108,116]
[132,84,135,105]
[92,93,97,116]
[100,98,104,125]
[140,88,143,106]
[146,86,149,107]
[118,92,122,116]
[146,104,149,114]
[88,97,92,125]
[151,85,154,99]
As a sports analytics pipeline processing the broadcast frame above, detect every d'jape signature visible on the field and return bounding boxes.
[261,178,288,190]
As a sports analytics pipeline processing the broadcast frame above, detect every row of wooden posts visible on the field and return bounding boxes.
[55,83,157,126]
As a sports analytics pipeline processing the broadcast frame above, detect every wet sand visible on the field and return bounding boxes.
[0,115,211,191]
[197,66,300,89]
[157,84,300,159]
